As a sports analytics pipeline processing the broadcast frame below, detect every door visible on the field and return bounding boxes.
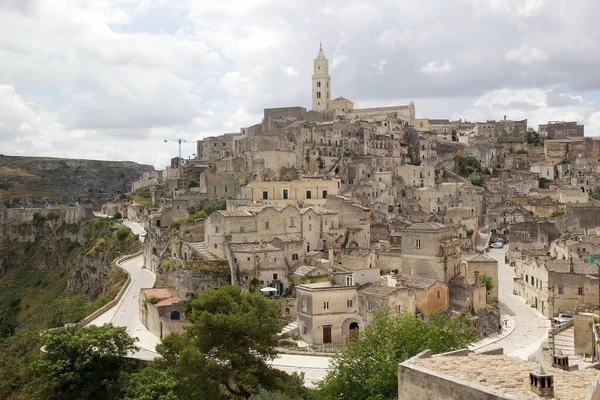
[349,322,359,341]
[323,326,332,344]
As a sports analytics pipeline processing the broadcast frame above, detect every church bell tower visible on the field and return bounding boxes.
[312,43,331,111]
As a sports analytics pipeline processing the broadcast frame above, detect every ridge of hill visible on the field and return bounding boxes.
[0,155,154,204]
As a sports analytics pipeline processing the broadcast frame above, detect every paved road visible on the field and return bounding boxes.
[476,248,550,358]
[269,354,332,388]
[87,253,159,360]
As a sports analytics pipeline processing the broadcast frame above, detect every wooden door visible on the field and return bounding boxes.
[323,326,332,344]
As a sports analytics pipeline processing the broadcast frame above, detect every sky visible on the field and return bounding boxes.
[1,0,600,169]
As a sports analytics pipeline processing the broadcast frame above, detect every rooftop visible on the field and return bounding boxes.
[401,275,439,289]
[461,252,496,263]
[358,283,398,296]
[412,354,599,400]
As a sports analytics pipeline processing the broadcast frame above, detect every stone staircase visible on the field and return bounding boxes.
[550,325,575,356]
[189,242,217,261]
[279,321,298,338]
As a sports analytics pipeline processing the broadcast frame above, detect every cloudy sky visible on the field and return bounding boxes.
[2,0,600,168]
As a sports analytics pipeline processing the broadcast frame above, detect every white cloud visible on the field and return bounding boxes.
[457,88,595,130]
[1,0,600,167]
[421,60,452,74]
[505,45,549,64]
[370,60,387,75]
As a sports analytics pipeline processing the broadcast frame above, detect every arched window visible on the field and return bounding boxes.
[170,311,181,320]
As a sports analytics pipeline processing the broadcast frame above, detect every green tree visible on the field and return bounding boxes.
[315,310,478,400]
[154,285,305,399]
[479,274,494,294]
[122,365,179,400]
[26,324,139,400]
[187,178,199,188]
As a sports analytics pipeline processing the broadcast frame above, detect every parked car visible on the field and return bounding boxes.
[490,241,504,249]
[552,313,573,325]
[495,237,508,244]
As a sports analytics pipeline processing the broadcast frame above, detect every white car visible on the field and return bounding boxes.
[490,241,504,249]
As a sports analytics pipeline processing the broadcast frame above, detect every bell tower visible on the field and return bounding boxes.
[312,43,331,111]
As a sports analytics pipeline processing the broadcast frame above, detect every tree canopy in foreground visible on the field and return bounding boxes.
[315,310,479,400]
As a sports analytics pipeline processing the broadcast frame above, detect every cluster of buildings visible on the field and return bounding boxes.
[122,46,600,352]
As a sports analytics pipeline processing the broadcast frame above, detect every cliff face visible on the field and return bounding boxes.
[0,155,154,204]
[0,217,141,300]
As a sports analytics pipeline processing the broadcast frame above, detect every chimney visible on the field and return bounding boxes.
[552,350,569,371]
[529,364,554,397]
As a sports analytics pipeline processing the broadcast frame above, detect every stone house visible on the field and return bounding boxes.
[460,253,499,301]
[238,178,340,206]
[514,258,600,317]
[139,288,187,339]
[397,275,449,316]
[566,203,600,234]
[396,222,462,282]
[538,121,584,139]
[230,242,288,295]
[448,276,487,313]
[530,162,556,180]
[396,165,436,188]
[508,220,561,262]
[357,282,416,325]
[550,234,600,263]
[296,281,362,345]
[485,204,532,233]
[512,195,564,218]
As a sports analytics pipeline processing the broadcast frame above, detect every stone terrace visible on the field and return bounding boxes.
[414,354,598,399]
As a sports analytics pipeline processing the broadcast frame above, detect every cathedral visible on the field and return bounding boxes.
[310,44,416,126]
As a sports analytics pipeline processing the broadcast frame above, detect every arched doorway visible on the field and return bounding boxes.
[349,322,359,341]
[170,311,181,320]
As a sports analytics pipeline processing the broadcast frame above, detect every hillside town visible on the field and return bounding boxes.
[66,45,600,397]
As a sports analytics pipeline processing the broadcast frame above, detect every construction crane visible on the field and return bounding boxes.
[164,138,191,159]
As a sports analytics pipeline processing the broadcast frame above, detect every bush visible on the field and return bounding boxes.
[113,211,122,220]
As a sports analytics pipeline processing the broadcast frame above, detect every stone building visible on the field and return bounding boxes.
[514,258,599,317]
[395,222,462,282]
[460,252,499,301]
[2,204,93,224]
[139,288,187,339]
[538,121,584,139]
[397,275,449,316]
[399,350,600,400]
[238,178,340,205]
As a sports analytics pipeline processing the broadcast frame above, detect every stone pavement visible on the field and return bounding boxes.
[475,248,551,359]
[268,354,332,388]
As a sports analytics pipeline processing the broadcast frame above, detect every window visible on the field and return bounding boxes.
[309,224,312,231]
[525,274,529,283]
[247,257,251,261]
[306,190,312,199]
[283,189,289,199]
[265,221,270,230]
[437,290,440,299]
[322,190,327,198]
[317,81,321,87]
[330,221,334,228]
[240,226,244,233]
[415,239,421,249]
[224,186,228,193]
[263,191,268,200]
[302,299,307,311]
[317,91,321,99]
[323,301,330,310]
[215,226,220,233]
[578,287,584,295]
[292,253,298,261]
[273,273,278,280]
[558,286,564,294]
[290,217,295,227]
[303,326,308,334]
[367,300,374,311]
[213,186,217,194]
[347,299,354,308]
[346,275,353,286]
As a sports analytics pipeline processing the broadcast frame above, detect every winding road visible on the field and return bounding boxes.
[475,248,551,358]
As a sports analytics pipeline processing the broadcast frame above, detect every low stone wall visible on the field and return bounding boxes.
[75,251,142,327]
